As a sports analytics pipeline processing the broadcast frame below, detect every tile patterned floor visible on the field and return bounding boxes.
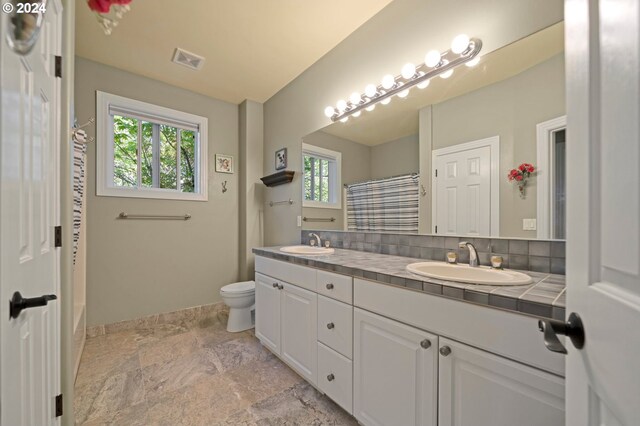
[75,308,357,425]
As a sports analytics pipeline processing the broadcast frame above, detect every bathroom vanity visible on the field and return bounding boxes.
[253,247,565,426]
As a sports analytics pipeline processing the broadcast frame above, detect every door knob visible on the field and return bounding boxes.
[272,283,278,288]
[439,346,451,356]
[538,312,585,354]
[326,283,334,290]
[327,374,335,382]
[327,322,335,329]
[278,284,284,290]
[420,339,431,349]
[9,292,57,319]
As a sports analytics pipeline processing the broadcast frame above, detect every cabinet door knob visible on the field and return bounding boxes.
[326,283,334,290]
[278,284,284,290]
[439,345,452,356]
[327,373,335,382]
[327,322,335,329]
[272,283,278,288]
[420,339,431,349]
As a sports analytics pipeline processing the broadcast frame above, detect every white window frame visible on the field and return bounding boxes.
[96,91,208,201]
[302,143,342,209]
[536,115,567,239]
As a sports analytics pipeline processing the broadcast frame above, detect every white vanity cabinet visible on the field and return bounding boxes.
[353,308,438,426]
[437,338,565,426]
[255,272,318,385]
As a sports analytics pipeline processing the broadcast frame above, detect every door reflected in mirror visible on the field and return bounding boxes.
[300,22,566,241]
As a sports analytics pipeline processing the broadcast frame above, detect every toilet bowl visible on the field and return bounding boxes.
[220,281,255,332]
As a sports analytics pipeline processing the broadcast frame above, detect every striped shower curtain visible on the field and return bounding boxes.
[73,140,86,265]
[346,174,419,233]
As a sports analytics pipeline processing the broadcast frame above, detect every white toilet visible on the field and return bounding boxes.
[220,281,255,332]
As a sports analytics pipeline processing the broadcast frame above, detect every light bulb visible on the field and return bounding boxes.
[401,63,416,79]
[465,57,480,67]
[366,104,376,112]
[381,97,391,105]
[340,116,349,123]
[439,60,453,79]
[349,92,362,105]
[425,50,441,67]
[381,74,395,90]
[416,73,430,89]
[365,84,377,98]
[336,99,347,112]
[324,106,335,118]
[353,111,361,117]
[398,89,410,98]
[451,34,470,54]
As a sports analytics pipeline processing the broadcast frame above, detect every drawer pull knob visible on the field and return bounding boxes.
[278,284,284,290]
[420,339,431,349]
[439,346,452,356]
[272,283,278,288]
[327,373,335,382]
[326,283,334,290]
[327,322,335,329]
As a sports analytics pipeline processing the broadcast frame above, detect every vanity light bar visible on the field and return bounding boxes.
[325,35,483,123]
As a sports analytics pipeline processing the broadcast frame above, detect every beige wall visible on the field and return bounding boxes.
[370,134,419,180]
[263,0,564,245]
[76,57,239,326]
[429,53,565,237]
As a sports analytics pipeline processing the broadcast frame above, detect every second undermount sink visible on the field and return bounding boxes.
[406,262,532,286]
[280,245,335,255]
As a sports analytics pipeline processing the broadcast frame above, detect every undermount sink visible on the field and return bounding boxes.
[280,245,335,255]
[406,262,532,286]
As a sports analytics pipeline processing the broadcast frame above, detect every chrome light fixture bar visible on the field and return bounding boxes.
[325,35,483,123]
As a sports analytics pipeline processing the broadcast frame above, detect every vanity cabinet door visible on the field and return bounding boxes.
[255,273,281,354]
[354,308,437,426]
[281,282,318,385]
[438,338,565,426]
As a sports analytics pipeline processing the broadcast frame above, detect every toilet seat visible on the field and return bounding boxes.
[221,281,255,294]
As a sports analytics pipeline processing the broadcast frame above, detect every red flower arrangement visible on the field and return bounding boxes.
[508,163,535,198]
[88,0,131,14]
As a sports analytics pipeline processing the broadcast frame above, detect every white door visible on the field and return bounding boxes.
[1,2,62,425]
[438,338,564,426]
[432,137,499,237]
[280,281,317,385]
[353,308,437,426]
[255,273,281,354]
[564,0,640,424]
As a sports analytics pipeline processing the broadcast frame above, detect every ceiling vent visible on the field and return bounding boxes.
[172,48,205,71]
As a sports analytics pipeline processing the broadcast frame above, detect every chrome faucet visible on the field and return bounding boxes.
[309,233,321,247]
[458,241,479,267]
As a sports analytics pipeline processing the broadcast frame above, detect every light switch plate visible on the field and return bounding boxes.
[523,218,537,231]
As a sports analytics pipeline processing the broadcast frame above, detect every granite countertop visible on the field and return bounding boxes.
[253,246,566,320]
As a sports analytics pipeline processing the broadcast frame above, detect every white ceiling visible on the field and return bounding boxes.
[321,22,565,146]
[74,0,394,104]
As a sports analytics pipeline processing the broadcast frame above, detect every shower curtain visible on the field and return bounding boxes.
[73,140,87,265]
[346,174,419,233]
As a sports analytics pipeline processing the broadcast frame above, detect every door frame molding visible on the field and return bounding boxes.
[536,115,567,239]
[431,136,500,236]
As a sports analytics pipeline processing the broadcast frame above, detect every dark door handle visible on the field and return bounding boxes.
[538,312,585,354]
[9,291,57,319]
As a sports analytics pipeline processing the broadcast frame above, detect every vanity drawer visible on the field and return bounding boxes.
[317,342,353,415]
[318,295,353,359]
[317,270,353,304]
[255,256,316,292]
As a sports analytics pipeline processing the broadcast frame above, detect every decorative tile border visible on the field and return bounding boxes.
[253,247,565,320]
[86,302,228,338]
[302,230,565,275]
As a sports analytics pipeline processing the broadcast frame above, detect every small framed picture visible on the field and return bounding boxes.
[215,154,234,174]
[275,148,287,170]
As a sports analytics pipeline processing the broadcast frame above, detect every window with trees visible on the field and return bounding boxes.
[97,92,208,201]
[302,143,341,209]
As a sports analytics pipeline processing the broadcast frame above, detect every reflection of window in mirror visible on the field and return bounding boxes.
[302,143,342,209]
[537,116,567,239]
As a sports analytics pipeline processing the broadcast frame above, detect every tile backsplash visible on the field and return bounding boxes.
[301,230,565,275]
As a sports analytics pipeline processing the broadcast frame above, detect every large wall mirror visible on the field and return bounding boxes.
[300,22,565,240]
